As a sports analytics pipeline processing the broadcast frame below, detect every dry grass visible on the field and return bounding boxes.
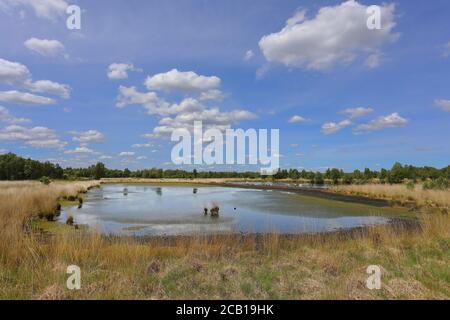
[332,184,450,209]
[0,181,449,299]
[0,181,99,265]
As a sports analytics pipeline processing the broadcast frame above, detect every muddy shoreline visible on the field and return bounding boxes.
[215,182,391,207]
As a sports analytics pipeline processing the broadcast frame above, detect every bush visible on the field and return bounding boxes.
[39,176,51,185]
[423,177,449,190]
[406,181,415,190]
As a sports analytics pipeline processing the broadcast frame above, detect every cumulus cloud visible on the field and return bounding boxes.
[0,58,31,85]
[434,99,450,112]
[119,151,135,157]
[0,125,65,148]
[321,119,352,134]
[0,0,68,20]
[199,89,225,102]
[107,63,140,80]
[70,130,105,144]
[144,105,256,139]
[116,86,172,116]
[353,112,407,133]
[339,107,373,118]
[0,106,31,124]
[259,1,398,70]
[288,115,309,123]
[144,69,220,92]
[137,156,147,160]
[0,58,71,99]
[118,68,255,139]
[64,146,97,155]
[25,80,70,99]
[99,155,113,160]
[0,90,55,105]
[24,38,65,57]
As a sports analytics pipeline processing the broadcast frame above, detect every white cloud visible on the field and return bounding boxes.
[70,130,105,144]
[0,0,68,20]
[0,58,71,98]
[0,106,31,124]
[24,38,64,57]
[119,151,135,157]
[0,90,55,105]
[25,80,70,98]
[118,69,256,139]
[0,125,65,148]
[259,1,398,70]
[117,87,255,133]
[116,86,171,116]
[107,63,140,80]
[145,69,220,92]
[321,119,352,134]
[199,89,225,102]
[339,107,373,118]
[99,155,113,160]
[290,143,299,148]
[0,58,31,85]
[136,156,147,160]
[244,50,255,61]
[64,146,96,155]
[145,105,256,139]
[434,99,450,112]
[288,115,308,123]
[353,112,407,133]
[131,143,152,148]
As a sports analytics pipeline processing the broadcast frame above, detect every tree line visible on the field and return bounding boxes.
[0,153,449,185]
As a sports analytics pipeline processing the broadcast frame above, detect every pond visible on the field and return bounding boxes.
[59,184,407,236]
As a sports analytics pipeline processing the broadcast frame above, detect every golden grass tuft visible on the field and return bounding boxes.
[332,184,450,209]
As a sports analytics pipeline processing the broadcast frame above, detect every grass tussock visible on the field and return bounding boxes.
[0,181,449,299]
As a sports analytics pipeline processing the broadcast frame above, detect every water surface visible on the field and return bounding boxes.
[59,184,405,236]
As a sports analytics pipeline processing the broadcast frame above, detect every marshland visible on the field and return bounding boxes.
[0,177,449,299]
[0,154,449,299]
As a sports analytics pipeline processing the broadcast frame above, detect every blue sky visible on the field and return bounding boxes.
[0,0,449,171]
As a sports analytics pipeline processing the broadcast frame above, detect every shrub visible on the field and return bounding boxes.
[406,181,415,190]
[39,176,51,185]
[423,177,449,190]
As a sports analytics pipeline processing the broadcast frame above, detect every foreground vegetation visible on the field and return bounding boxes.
[0,180,449,299]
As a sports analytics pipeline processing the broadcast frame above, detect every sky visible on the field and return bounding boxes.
[0,0,449,172]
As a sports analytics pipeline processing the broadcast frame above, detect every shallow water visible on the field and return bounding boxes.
[59,184,405,236]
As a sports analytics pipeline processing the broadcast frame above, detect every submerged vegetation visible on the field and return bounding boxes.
[0,180,448,299]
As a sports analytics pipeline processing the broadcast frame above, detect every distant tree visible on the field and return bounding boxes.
[388,162,404,184]
[313,172,324,185]
[92,162,106,180]
[330,168,341,185]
